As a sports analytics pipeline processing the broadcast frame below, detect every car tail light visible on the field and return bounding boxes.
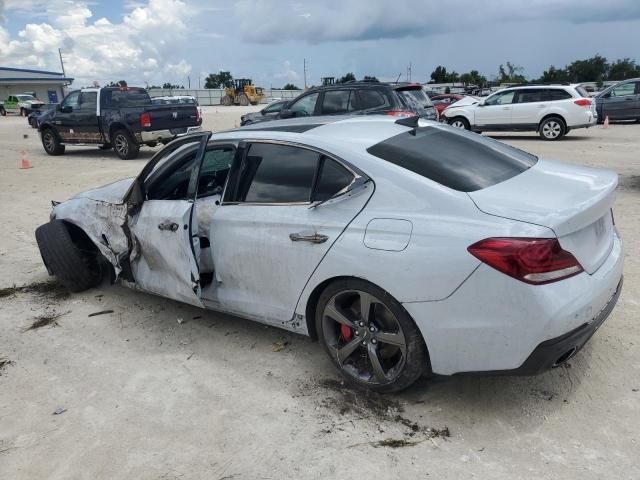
[195,108,201,123]
[386,110,415,117]
[140,112,151,128]
[574,98,592,107]
[468,238,583,285]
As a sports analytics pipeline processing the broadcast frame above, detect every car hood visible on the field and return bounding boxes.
[71,177,135,204]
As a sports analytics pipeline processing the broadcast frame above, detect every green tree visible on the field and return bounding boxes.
[205,71,233,89]
[282,83,300,90]
[539,65,569,83]
[566,55,608,83]
[498,62,526,83]
[430,65,448,83]
[608,58,640,80]
[337,72,356,83]
[363,75,379,81]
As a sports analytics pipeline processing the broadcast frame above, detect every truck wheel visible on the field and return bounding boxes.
[221,95,233,106]
[0,107,6,116]
[35,220,103,292]
[41,128,65,155]
[112,129,139,160]
[238,94,249,106]
[20,107,26,117]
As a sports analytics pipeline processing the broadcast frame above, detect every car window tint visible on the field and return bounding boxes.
[236,143,319,203]
[290,93,318,117]
[485,90,515,105]
[545,89,572,101]
[611,83,636,97]
[62,92,81,109]
[367,126,537,192]
[147,150,197,200]
[314,157,354,202]
[198,147,235,198]
[321,90,356,114]
[358,89,388,109]
[263,102,284,113]
[103,88,151,107]
[79,92,97,111]
[516,89,545,103]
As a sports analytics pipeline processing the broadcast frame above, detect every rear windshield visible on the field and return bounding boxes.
[102,88,151,108]
[575,86,590,98]
[396,88,434,114]
[366,126,537,192]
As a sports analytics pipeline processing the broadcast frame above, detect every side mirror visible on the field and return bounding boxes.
[279,109,293,119]
[61,105,73,113]
[477,100,486,106]
[55,104,62,112]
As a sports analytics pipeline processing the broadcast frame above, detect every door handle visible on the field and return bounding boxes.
[158,221,179,231]
[289,232,329,244]
[625,97,633,101]
[502,107,510,110]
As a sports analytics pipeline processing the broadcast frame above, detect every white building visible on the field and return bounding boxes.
[0,67,74,104]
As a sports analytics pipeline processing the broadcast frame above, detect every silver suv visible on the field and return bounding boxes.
[442,85,597,140]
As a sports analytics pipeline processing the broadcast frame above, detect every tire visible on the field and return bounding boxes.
[238,94,249,106]
[20,107,26,117]
[448,116,470,130]
[539,116,566,141]
[0,107,6,116]
[112,129,139,159]
[221,95,233,106]
[35,220,103,292]
[315,278,429,393]
[41,128,65,155]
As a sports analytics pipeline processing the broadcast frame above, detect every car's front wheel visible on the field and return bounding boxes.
[112,129,139,159]
[316,279,429,393]
[448,116,470,130]
[539,116,566,140]
[41,128,65,155]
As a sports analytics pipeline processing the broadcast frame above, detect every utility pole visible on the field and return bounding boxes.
[58,48,66,77]
[188,76,191,89]
[303,58,307,89]
[407,62,412,83]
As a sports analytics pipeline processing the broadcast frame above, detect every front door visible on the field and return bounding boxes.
[475,90,515,127]
[205,141,371,324]
[603,82,638,120]
[72,91,101,142]
[54,91,80,141]
[126,133,211,307]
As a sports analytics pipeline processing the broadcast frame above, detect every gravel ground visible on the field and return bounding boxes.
[1,108,638,479]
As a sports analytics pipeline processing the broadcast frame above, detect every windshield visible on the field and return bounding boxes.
[396,88,434,114]
[16,95,35,101]
[367,126,537,192]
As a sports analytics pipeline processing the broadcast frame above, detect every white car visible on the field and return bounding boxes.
[35,116,623,392]
[442,85,598,140]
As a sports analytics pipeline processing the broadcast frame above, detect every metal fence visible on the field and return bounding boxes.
[146,88,301,105]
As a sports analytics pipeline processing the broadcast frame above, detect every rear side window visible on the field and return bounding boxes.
[314,157,354,202]
[366,127,537,192]
[102,88,151,108]
[516,89,545,103]
[545,89,572,101]
[321,90,357,114]
[358,89,389,109]
[234,143,319,203]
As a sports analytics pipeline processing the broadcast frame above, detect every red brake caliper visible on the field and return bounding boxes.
[340,324,353,342]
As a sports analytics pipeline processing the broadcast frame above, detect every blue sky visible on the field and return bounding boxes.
[1,0,640,88]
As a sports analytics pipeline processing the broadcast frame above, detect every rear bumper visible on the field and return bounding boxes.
[404,232,624,375]
[139,126,202,144]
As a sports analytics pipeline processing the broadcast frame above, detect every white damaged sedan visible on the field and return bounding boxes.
[36,116,624,392]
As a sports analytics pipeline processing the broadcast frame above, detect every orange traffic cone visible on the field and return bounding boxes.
[603,115,609,129]
[19,149,31,169]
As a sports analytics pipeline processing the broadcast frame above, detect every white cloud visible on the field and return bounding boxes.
[0,0,196,86]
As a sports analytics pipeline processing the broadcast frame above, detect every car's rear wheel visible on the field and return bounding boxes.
[112,129,139,159]
[316,279,429,393]
[41,128,65,155]
[0,106,6,116]
[539,116,566,140]
[35,220,104,292]
[449,117,470,130]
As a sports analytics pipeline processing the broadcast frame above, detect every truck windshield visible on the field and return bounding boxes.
[102,88,151,108]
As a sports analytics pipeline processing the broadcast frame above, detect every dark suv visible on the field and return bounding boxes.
[265,81,437,123]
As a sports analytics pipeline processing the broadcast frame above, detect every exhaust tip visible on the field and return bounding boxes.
[553,347,577,367]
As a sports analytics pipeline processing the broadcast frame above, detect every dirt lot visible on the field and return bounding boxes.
[1,108,638,479]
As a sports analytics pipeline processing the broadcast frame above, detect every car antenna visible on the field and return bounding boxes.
[395,115,420,134]
[394,72,402,84]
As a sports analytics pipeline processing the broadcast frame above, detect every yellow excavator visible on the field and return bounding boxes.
[221,79,265,106]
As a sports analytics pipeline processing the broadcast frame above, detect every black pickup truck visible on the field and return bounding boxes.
[39,87,201,159]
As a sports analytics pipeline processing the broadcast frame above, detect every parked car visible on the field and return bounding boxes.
[269,81,437,123]
[0,93,45,116]
[595,78,640,122]
[240,99,288,126]
[39,87,202,159]
[151,95,203,124]
[35,116,623,393]
[431,94,464,117]
[442,85,597,140]
[27,103,58,128]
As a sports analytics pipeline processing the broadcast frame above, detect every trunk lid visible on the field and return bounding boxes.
[468,158,618,274]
